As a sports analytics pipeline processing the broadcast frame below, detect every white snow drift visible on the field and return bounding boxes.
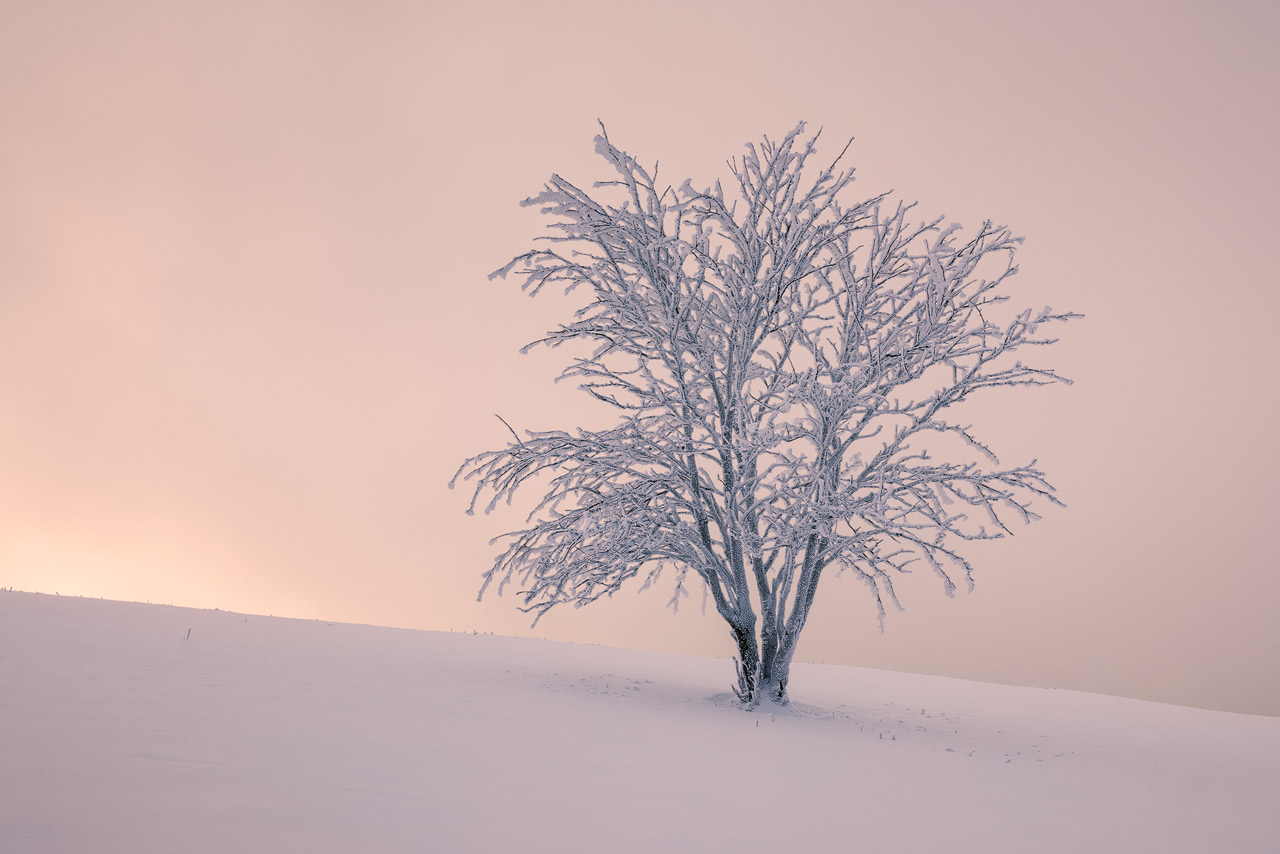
[2,591,1276,853]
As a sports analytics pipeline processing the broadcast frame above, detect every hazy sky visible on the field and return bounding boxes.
[3,0,1277,715]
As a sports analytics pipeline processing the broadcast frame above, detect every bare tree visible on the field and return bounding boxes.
[453,124,1077,706]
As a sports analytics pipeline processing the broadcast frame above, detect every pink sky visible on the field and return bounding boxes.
[2,0,1277,715]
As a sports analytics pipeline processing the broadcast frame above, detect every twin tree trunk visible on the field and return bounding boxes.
[731,617,796,707]
[728,560,823,707]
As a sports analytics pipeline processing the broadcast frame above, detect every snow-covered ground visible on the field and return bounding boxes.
[2,591,1276,853]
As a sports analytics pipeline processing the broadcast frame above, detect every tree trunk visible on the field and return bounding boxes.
[731,624,796,707]
[759,607,780,691]
[730,623,760,705]
[758,642,793,706]
[761,557,825,705]
[728,559,828,707]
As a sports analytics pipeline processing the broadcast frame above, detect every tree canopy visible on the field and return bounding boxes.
[453,123,1077,704]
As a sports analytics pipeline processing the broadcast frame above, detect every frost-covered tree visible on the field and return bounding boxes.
[453,124,1076,706]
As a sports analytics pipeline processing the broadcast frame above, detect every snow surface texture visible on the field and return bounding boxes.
[2,592,1277,853]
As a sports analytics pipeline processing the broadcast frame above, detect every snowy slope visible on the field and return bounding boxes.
[2,591,1277,853]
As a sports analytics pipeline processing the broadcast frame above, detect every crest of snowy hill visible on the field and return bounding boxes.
[2,591,1277,854]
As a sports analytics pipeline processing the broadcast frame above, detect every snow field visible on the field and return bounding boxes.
[2,591,1276,853]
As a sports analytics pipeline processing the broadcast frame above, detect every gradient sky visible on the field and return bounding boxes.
[3,0,1277,715]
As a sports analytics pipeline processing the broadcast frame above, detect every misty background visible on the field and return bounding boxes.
[2,0,1277,715]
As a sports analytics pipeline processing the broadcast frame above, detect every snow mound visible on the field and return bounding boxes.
[2,591,1277,853]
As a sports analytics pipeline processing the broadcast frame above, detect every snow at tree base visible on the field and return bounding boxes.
[4,592,1276,854]
[455,125,1078,705]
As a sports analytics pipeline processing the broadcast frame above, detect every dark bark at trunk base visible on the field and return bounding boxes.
[759,651,792,705]
[757,677,789,706]
[730,625,760,706]
[733,638,793,707]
